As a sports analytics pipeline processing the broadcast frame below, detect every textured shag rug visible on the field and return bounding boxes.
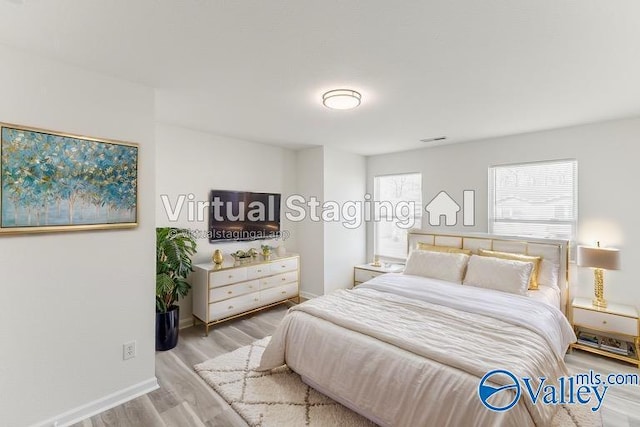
[195,337,602,427]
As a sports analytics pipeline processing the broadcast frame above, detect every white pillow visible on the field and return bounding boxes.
[463,255,533,296]
[538,259,560,290]
[403,250,470,283]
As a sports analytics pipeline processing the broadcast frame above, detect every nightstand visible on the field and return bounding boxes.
[353,263,404,286]
[570,297,640,368]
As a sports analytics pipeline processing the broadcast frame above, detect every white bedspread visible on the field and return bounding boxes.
[528,285,561,310]
[360,273,575,359]
[259,274,576,426]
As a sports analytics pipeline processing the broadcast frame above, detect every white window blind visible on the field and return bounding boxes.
[374,173,422,259]
[489,160,577,242]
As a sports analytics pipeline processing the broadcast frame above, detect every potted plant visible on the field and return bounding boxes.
[156,227,197,351]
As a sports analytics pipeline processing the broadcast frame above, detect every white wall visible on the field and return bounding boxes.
[155,123,298,323]
[367,117,640,309]
[155,127,366,315]
[294,146,367,297]
[294,147,325,298]
[323,147,367,293]
[0,45,156,426]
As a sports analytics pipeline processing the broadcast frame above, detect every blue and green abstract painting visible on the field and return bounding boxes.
[1,126,137,228]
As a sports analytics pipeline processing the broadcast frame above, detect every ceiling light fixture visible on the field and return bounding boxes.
[322,89,361,110]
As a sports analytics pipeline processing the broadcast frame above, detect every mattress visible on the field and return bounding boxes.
[259,273,575,427]
[527,285,561,309]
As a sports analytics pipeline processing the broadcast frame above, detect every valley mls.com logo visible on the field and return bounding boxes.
[478,369,615,413]
[478,370,521,412]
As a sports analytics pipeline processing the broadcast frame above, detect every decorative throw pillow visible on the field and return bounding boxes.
[478,249,542,290]
[403,250,470,283]
[463,255,533,296]
[538,259,560,290]
[417,242,472,256]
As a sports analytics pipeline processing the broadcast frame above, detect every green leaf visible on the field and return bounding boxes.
[155,227,197,312]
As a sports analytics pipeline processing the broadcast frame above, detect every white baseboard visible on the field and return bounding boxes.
[32,377,159,427]
[299,291,319,300]
[179,316,194,330]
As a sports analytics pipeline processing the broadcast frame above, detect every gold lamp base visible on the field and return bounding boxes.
[592,268,607,308]
[371,256,381,267]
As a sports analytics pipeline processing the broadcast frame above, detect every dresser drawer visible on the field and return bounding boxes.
[573,308,639,336]
[260,271,298,289]
[209,293,260,321]
[210,267,247,288]
[209,280,259,302]
[261,282,298,305]
[355,268,384,284]
[246,264,270,280]
[270,258,298,274]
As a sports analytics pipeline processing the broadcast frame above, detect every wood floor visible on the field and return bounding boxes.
[75,304,640,427]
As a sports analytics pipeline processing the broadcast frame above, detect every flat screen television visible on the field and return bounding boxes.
[209,190,281,242]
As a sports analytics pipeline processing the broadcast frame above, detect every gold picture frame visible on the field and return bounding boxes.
[0,122,139,235]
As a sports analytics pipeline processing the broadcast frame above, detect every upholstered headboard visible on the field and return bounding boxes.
[407,229,570,314]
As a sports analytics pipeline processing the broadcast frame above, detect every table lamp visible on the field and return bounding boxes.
[577,242,621,308]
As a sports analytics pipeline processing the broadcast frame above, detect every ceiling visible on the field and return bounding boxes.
[0,1,639,155]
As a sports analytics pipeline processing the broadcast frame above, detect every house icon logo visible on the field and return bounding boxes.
[425,190,475,227]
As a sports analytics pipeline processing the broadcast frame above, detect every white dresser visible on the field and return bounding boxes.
[192,253,300,335]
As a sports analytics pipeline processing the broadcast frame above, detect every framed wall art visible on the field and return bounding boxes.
[0,122,138,235]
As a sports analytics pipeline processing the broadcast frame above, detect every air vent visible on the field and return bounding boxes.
[420,136,447,143]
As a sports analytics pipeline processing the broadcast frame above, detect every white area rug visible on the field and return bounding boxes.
[195,337,602,427]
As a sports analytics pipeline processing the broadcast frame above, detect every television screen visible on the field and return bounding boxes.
[209,190,281,242]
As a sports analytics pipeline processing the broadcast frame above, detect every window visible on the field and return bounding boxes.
[374,173,422,259]
[489,159,577,242]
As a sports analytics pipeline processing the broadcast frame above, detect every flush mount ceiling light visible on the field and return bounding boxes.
[322,89,361,110]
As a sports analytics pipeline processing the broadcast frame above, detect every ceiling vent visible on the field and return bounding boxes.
[420,136,447,143]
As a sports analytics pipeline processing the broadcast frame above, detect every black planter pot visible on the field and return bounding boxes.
[156,305,180,351]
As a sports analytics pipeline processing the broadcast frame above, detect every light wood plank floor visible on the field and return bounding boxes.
[76,305,640,427]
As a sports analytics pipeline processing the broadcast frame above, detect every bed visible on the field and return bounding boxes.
[258,231,576,426]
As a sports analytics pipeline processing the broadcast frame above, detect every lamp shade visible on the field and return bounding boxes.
[577,245,621,270]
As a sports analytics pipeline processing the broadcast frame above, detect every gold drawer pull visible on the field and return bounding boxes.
[249,285,253,289]
[281,265,286,268]
[281,291,286,294]
[227,291,233,294]
[228,305,234,309]
[602,320,607,325]
[257,269,262,273]
[254,298,259,302]
[281,277,286,281]
[228,274,233,278]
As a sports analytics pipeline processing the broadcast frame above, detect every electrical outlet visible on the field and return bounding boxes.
[123,341,136,360]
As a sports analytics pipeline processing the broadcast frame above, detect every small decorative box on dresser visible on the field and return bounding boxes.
[353,263,404,286]
[192,253,300,335]
[570,297,640,368]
